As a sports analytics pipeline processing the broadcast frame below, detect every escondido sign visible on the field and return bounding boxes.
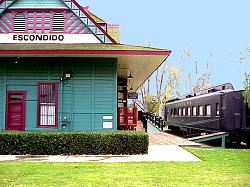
[0,33,101,44]
[13,34,65,42]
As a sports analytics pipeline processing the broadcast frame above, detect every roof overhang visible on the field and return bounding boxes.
[0,43,171,91]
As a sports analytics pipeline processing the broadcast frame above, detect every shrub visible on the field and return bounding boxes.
[0,131,148,155]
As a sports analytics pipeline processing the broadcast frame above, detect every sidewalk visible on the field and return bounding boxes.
[0,145,200,162]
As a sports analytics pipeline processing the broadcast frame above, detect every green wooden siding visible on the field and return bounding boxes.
[0,63,4,128]
[0,57,117,131]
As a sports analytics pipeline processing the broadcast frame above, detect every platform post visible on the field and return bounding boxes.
[221,136,226,149]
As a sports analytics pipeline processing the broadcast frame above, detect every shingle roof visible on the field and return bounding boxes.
[0,43,170,53]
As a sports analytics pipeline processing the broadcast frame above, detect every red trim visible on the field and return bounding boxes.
[0,49,171,56]
[37,82,58,128]
[5,91,26,131]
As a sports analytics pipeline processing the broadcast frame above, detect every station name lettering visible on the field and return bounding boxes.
[13,34,64,42]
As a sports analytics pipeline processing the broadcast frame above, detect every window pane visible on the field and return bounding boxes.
[192,106,197,116]
[174,108,177,116]
[38,83,57,126]
[187,107,191,116]
[198,106,203,116]
[179,108,182,116]
[182,108,186,116]
[205,105,211,116]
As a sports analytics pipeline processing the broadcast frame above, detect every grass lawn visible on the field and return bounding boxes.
[0,148,249,187]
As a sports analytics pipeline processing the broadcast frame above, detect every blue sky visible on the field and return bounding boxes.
[79,0,250,92]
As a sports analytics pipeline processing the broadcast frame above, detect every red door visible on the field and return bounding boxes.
[6,91,26,131]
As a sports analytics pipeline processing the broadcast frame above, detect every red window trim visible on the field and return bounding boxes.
[37,82,58,128]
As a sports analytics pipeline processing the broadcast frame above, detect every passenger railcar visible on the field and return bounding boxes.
[164,83,250,145]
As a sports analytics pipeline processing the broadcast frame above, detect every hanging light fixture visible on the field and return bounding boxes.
[127,70,133,80]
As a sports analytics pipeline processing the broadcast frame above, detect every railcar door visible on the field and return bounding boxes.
[234,113,241,129]
[5,91,26,131]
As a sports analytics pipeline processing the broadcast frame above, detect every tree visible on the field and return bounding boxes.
[242,46,250,108]
[138,63,181,114]
[192,72,211,93]
[242,73,250,108]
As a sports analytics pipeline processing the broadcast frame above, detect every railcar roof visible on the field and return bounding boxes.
[168,83,234,102]
[166,89,235,105]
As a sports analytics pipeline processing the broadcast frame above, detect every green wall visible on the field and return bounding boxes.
[0,57,117,131]
[0,63,3,128]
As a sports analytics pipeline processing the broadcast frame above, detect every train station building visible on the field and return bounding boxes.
[0,0,171,131]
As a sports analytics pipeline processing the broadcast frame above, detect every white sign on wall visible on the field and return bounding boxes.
[103,122,113,129]
[0,33,101,44]
[103,116,113,120]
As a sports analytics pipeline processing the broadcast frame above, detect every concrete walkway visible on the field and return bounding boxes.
[0,145,200,162]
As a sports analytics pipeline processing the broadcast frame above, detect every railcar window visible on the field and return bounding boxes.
[187,107,191,116]
[174,108,177,116]
[205,105,211,116]
[216,103,220,116]
[182,107,186,116]
[178,108,182,116]
[192,106,197,116]
[171,109,173,116]
[198,106,203,116]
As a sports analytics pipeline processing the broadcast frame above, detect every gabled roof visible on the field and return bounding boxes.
[64,0,117,44]
[83,6,106,24]
[0,0,117,44]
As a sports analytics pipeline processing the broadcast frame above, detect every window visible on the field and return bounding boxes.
[178,108,182,116]
[187,107,191,116]
[182,107,186,116]
[216,103,220,116]
[205,105,211,116]
[198,105,203,116]
[53,12,64,32]
[174,108,177,116]
[192,106,197,116]
[37,83,58,127]
[14,13,25,32]
[171,109,173,116]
